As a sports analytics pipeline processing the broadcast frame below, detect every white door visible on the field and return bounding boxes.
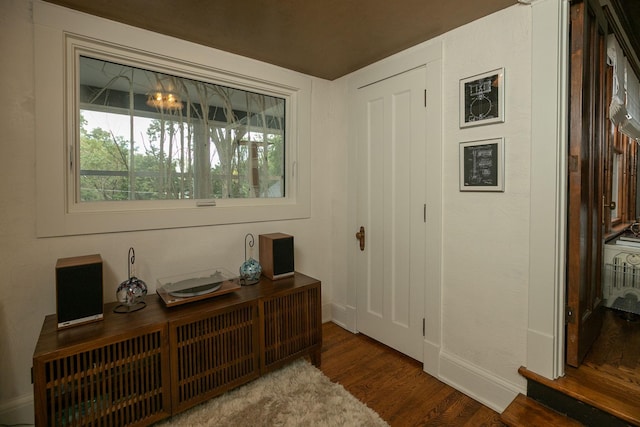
[355,66,426,361]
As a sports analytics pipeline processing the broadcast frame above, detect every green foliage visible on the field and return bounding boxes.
[79,113,285,202]
[79,120,129,201]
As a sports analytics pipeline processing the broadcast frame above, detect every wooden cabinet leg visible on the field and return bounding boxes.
[310,349,321,368]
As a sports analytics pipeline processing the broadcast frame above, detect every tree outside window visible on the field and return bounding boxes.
[79,56,285,203]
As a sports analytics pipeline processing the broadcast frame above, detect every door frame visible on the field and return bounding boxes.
[566,0,608,368]
[345,41,443,376]
[527,0,570,380]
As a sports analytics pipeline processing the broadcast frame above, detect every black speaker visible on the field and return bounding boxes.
[56,254,104,329]
[259,233,294,280]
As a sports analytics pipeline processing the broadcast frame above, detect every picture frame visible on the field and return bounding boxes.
[459,68,505,128]
[459,138,505,192]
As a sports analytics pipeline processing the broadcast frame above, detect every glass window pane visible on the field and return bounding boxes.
[78,56,285,202]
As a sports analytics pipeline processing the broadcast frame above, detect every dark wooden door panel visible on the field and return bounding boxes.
[566,0,607,367]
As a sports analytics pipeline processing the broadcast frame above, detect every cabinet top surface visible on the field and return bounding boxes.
[34,272,320,358]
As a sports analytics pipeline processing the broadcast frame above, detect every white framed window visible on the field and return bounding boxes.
[34,2,310,236]
[76,54,287,204]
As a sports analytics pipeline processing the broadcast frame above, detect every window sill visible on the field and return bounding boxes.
[604,221,634,243]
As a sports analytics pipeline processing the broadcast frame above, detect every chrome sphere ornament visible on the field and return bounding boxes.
[114,247,147,313]
[239,233,261,285]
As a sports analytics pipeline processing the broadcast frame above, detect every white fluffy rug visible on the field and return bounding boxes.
[155,359,388,426]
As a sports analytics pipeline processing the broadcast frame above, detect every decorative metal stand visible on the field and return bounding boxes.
[239,233,262,285]
[114,247,148,313]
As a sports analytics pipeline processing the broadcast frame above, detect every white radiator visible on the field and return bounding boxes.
[603,240,640,316]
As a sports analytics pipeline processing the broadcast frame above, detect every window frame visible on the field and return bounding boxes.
[34,2,311,237]
[72,42,290,209]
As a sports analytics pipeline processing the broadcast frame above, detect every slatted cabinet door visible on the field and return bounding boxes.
[260,281,322,373]
[32,324,171,427]
[169,300,260,414]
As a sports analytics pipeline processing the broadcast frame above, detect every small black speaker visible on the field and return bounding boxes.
[259,233,294,280]
[56,254,104,329]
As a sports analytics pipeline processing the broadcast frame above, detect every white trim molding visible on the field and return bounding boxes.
[527,0,569,379]
[0,393,34,426]
[438,350,524,413]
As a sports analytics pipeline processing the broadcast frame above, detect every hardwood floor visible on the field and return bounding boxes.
[582,308,640,384]
[572,307,640,424]
[516,307,640,426]
[319,321,505,427]
[318,310,640,426]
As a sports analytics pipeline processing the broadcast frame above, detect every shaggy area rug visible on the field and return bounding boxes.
[156,359,388,426]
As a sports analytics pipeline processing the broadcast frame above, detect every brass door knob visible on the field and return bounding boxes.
[355,226,365,251]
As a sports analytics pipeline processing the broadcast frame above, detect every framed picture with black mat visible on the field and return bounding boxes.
[459,138,505,192]
[459,68,505,128]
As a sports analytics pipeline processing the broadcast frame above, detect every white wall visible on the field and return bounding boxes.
[0,1,346,422]
[0,0,562,422]
[439,4,531,410]
[335,3,537,412]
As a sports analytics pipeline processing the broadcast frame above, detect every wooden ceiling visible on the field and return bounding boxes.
[42,0,640,80]
[608,0,640,75]
[42,0,516,80]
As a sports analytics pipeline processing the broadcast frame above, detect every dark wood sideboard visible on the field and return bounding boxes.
[32,272,322,426]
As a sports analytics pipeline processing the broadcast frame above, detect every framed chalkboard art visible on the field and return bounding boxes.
[459,68,504,128]
[459,138,505,192]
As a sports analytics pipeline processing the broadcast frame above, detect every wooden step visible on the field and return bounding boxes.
[519,366,640,426]
[501,393,584,427]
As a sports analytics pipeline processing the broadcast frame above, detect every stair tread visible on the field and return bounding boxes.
[519,366,640,426]
[501,393,584,427]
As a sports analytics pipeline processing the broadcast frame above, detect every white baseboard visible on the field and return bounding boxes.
[0,392,34,425]
[322,302,332,323]
[422,338,440,377]
[437,350,524,413]
[330,303,357,332]
[526,328,558,379]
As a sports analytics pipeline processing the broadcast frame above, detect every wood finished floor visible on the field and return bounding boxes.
[318,310,640,426]
[516,307,640,425]
[319,322,505,427]
[569,307,640,424]
[582,308,640,386]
